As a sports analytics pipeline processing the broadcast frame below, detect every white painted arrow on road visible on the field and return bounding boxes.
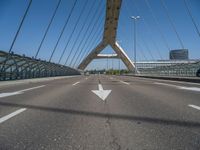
[92,84,111,101]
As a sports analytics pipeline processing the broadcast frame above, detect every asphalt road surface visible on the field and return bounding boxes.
[0,75,200,150]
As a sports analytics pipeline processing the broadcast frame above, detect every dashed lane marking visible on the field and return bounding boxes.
[0,108,27,124]
[0,85,45,98]
[188,104,200,111]
[72,82,80,86]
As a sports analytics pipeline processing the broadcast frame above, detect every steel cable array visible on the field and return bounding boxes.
[183,0,200,39]
[75,20,104,68]
[9,0,33,53]
[58,0,88,64]
[64,0,95,66]
[74,8,105,68]
[68,0,104,67]
[49,0,78,62]
[126,0,164,60]
[160,0,185,49]
[35,0,62,58]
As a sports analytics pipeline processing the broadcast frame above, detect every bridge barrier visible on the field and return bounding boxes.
[0,50,80,81]
[137,61,200,77]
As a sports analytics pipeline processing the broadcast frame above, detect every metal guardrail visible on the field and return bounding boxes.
[0,50,80,81]
[137,61,200,77]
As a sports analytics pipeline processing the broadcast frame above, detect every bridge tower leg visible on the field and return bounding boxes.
[78,0,135,72]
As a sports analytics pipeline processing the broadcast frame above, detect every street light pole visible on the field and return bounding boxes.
[131,16,140,74]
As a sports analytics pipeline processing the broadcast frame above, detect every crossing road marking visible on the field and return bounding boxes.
[0,85,45,98]
[0,108,27,124]
[72,82,80,86]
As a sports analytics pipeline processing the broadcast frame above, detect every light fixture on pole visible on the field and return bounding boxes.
[131,16,140,74]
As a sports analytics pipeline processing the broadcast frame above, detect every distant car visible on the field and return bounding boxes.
[196,69,200,77]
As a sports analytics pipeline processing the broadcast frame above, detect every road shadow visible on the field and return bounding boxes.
[0,101,200,128]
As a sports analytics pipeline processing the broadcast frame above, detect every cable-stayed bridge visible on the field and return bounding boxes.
[0,0,200,80]
[1,0,200,149]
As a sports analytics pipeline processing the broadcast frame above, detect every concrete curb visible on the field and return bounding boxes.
[0,75,81,87]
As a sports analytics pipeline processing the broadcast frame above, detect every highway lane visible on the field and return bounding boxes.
[0,76,83,118]
[0,75,200,149]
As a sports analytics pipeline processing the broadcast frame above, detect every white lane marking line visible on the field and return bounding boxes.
[136,77,200,86]
[0,108,26,124]
[179,87,200,92]
[92,84,111,101]
[120,80,130,85]
[85,78,88,80]
[0,85,45,98]
[18,85,45,92]
[72,81,80,86]
[154,82,177,87]
[188,104,200,110]
[154,82,200,92]
[98,84,104,90]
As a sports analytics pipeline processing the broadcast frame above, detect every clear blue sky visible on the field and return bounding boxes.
[0,0,200,70]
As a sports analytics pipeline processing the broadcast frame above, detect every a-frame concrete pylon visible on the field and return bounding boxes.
[78,0,135,71]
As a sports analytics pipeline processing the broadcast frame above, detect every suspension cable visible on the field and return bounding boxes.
[75,27,103,67]
[183,0,200,38]
[72,9,105,67]
[138,36,155,60]
[58,0,88,64]
[64,0,96,66]
[9,0,32,53]
[123,0,158,60]
[126,0,163,59]
[69,0,103,66]
[160,0,185,49]
[144,0,170,51]
[48,0,78,62]
[35,0,62,58]
[137,44,148,61]
[76,31,103,68]
[76,23,104,68]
